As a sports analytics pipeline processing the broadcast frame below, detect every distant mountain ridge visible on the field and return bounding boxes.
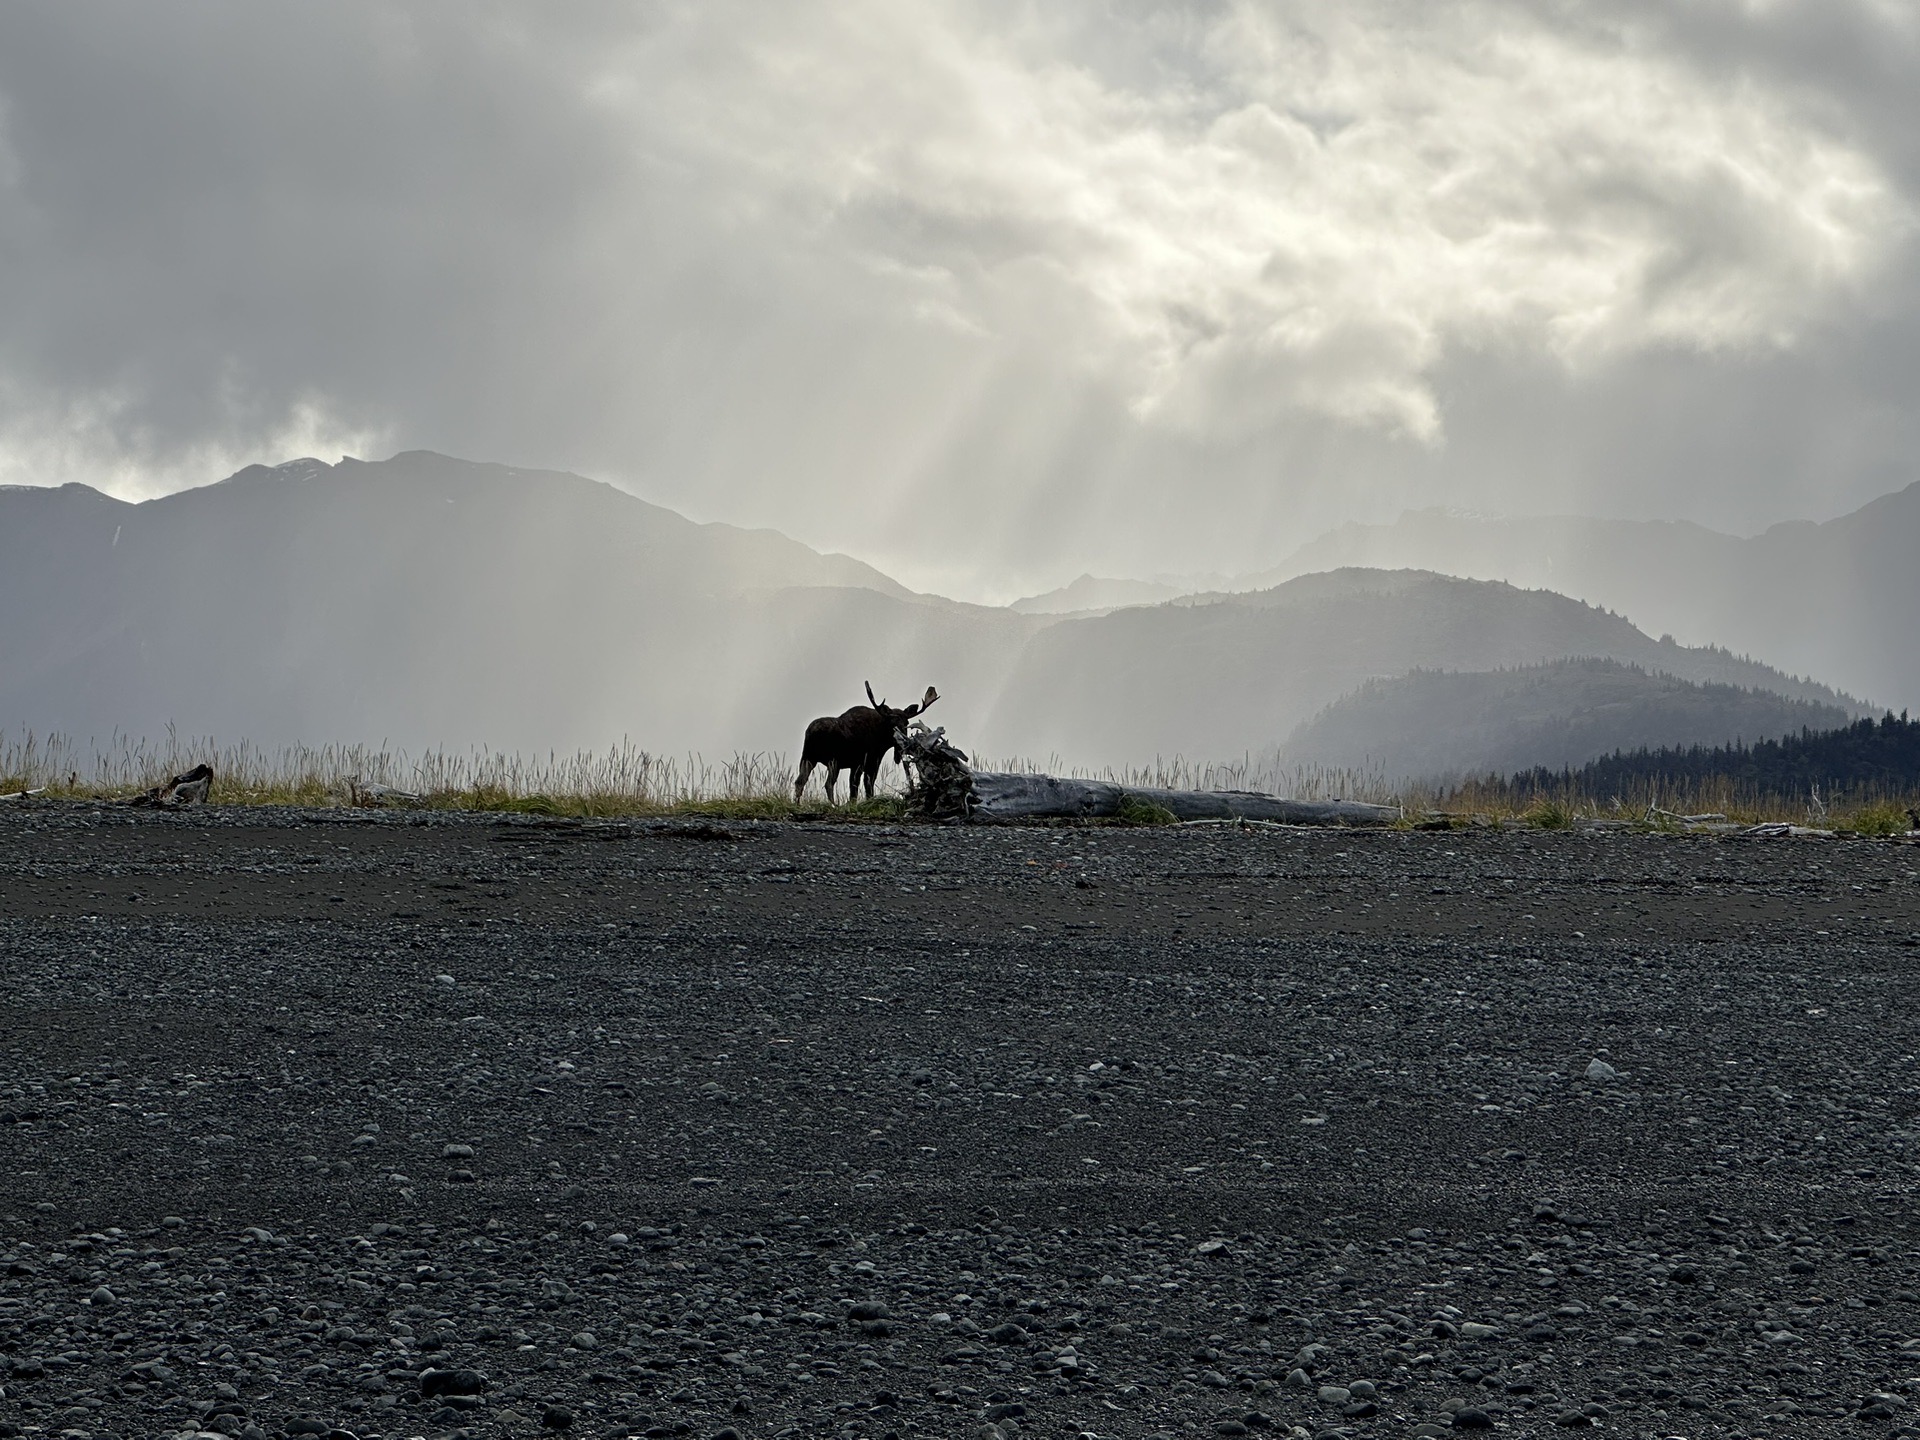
[0,451,1875,774]
[1275,658,1857,784]
[0,451,1036,754]
[980,568,1861,767]
[1009,574,1186,615]
[1236,484,1920,713]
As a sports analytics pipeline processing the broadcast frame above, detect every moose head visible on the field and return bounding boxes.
[795,681,941,804]
[865,681,940,762]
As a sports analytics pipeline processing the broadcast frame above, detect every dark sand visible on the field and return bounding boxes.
[3,806,1919,1440]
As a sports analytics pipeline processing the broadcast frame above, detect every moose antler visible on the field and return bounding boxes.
[865,680,880,709]
[898,686,940,720]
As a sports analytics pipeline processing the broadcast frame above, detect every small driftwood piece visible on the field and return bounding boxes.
[1646,804,1745,833]
[347,777,427,808]
[0,786,48,802]
[130,763,214,808]
[1646,805,1732,825]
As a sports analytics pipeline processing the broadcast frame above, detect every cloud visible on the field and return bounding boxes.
[0,0,1913,592]
[0,383,389,500]
[596,1,1906,441]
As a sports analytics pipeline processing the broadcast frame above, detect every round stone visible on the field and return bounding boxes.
[419,1368,489,1397]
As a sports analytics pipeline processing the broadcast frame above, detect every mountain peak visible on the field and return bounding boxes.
[1010,573,1186,615]
[213,456,335,489]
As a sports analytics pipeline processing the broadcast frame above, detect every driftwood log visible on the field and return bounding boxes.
[969,773,1398,825]
[896,724,977,818]
[895,723,1396,825]
[347,777,427,808]
[129,763,214,808]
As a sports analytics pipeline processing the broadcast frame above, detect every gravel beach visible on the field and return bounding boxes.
[3,806,1920,1440]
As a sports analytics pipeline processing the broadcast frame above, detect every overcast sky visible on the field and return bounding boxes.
[1,1,1915,599]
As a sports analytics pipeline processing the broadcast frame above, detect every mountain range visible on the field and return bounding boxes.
[1010,487,1920,716]
[1241,489,1920,716]
[0,451,1897,781]
[1009,573,1218,615]
[979,568,1860,770]
[1274,658,1855,783]
[0,453,1035,755]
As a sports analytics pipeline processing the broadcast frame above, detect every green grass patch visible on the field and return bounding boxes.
[1114,793,1180,826]
[1838,801,1913,838]
[1522,798,1576,830]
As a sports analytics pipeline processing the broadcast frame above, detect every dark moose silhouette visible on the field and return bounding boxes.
[794,682,939,803]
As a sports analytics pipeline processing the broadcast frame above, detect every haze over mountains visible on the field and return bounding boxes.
[1016,488,1920,712]
[1276,658,1855,784]
[982,569,1860,771]
[1239,491,1920,718]
[0,451,1899,784]
[1008,574,1189,616]
[0,452,1041,757]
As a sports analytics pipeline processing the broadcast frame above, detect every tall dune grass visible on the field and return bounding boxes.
[2,728,1910,831]
[0,729,1399,812]
[0,728,836,818]
[1426,769,1917,832]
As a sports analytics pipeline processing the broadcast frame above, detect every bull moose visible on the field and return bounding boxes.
[795,682,939,803]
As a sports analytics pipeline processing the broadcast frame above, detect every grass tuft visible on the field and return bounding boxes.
[1522,798,1577,830]
[1838,802,1913,838]
[1114,794,1180,826]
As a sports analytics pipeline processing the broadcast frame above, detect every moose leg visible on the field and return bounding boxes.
[823,762,842,804]
[793,759,815,803]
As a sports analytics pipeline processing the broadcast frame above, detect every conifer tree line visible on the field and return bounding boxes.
[1503,713,1920,804]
